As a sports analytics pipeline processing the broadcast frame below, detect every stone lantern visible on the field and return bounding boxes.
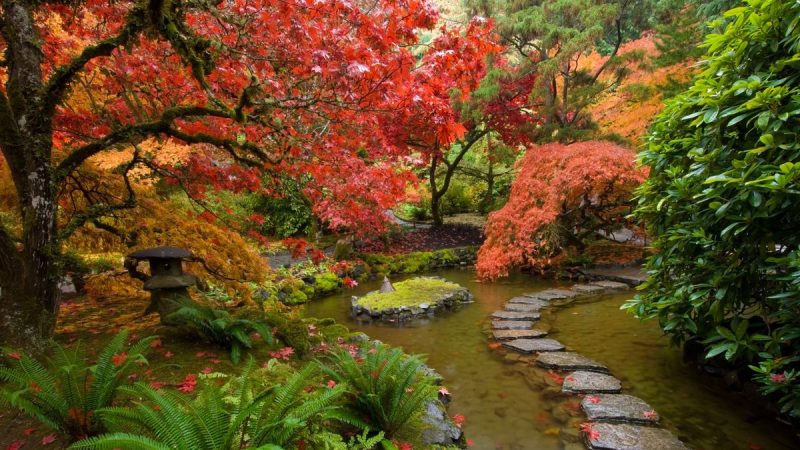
[125,246,197,323]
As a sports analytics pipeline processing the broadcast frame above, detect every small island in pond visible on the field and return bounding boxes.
[351,276,473,323]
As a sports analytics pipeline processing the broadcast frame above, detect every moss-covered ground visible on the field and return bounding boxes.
[355,277,464,311]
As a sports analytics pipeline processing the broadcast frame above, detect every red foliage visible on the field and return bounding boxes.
[5,0,502,242]
[477,141,647,279]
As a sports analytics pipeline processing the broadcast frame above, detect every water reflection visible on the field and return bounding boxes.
[304,269,798,449]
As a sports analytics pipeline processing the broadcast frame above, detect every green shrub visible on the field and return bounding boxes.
[0,331,155,441]
[167,303,273,364]
[628,0,800,418]
[318,344,438,438]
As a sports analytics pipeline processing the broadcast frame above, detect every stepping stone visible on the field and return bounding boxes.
[586,423,688,450]
[536,352,609,373]
[492,320,533,330]
[571,284,606,294]
[581,394,659,425]
[507,297,550,308]
[591,280,630,290]
[493,329,548,340]
[502,338,565,353]
[504,303,544,313]
[492,310,540,321]
[524,289,577,300]
[562,371,621,394]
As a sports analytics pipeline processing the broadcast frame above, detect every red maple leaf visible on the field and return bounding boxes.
[111,352,127,367]
[177,374,197,393]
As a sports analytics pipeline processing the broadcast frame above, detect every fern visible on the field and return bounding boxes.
[72,359,350,449]
[167,302,273,364]
[0,331,155,441]
[317,344,438,438]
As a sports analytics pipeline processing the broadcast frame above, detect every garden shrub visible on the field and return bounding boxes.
[627,0,800,418]
[477,141,646,279]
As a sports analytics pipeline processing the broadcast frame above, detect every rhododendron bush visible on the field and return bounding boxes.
[476,141,647,279]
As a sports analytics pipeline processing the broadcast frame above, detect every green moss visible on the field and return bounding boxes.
[285,289,308,305]
[313,272,341,295]
[355,277,463,312]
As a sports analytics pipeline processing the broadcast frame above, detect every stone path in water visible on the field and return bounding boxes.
[487,279,689,450]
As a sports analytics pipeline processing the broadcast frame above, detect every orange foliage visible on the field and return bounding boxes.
[583,32,695,144]
[71,194,269,303]
[476,141,647,279]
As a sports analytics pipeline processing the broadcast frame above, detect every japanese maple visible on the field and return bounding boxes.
[476,141,647,279]
[0,0,496,349]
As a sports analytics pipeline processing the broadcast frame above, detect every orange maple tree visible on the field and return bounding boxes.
[476,141,647,279]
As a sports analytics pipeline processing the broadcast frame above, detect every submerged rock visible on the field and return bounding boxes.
[536,352,609,373]
[586,423,688,450]
[562,371,622,394]
[581,394,659,425]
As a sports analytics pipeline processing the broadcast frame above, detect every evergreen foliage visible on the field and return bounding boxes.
[318,344,439,438]
[167,303,273,364]
[70,361,348,449]
[629,0,800,418]
[0,331,155,441]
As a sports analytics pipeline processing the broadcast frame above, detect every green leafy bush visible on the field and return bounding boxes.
[167,303,273,364]
[318,344,438,438]
[0,331,155,441]
[71,361,349,449]
[628,0,800,418]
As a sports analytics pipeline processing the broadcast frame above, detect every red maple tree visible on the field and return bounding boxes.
[0,0,497,348]
[476,141,647,279]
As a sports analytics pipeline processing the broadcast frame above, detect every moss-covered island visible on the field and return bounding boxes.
[351,276,473,323]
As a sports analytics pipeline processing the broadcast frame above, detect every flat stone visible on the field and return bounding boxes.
[492,310,541,321]
[591,280,630,290]
[586,423,688,450]
[492,329,548,340]
[524,289,578,300]
[562,371,621,394]
[581,394,659,424]
[507,297,550,308]
[492,320,534,330]
[502,338,565,353]
[571,284,606,294]
[536,352,609,373]
[504,302,545,313]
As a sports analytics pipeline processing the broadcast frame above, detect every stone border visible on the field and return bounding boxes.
[486,281,690,450]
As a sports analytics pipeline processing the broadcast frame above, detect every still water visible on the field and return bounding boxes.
[304,269,798,449]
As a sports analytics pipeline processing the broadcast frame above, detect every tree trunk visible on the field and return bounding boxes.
[0,169,60,351]
[431,190,444,227]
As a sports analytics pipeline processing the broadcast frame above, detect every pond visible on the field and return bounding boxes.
[304,269,799,450]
